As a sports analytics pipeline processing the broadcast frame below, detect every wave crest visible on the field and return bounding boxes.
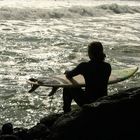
[100,4,140,14]
[0,4,140,20]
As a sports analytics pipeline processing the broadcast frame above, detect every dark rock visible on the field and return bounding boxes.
[47,87,140,140]
[1,123,13,135]
[1,87,140,140]
[14,127,29,140]
[28,123,50,139]
[40,113,63,128]
[0,135,19,140]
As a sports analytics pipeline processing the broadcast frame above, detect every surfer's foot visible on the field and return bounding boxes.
[28,85,39,93]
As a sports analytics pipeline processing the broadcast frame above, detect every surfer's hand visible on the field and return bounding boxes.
[64,70,72,79]
[64,70,70,75]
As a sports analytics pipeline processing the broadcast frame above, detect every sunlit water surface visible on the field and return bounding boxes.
[0,0,140,128]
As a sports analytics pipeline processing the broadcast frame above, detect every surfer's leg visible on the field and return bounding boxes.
[63,88,73,113]
[63,87,85,113]
[72,88,85,107]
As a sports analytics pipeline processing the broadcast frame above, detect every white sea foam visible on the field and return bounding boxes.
[0,4,140,20]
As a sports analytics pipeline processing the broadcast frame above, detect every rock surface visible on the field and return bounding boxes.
[1,87,140,140]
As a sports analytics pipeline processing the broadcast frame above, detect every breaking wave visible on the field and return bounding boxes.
[0,4,140,20]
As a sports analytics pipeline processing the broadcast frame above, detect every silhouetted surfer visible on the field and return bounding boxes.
[63,41,111,113]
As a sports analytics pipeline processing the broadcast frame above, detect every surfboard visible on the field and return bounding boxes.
[27,66,138,94]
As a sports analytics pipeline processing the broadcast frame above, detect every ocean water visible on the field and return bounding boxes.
[0,0,140,128]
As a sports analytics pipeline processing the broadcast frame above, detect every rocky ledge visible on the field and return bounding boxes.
[1,87,140,140]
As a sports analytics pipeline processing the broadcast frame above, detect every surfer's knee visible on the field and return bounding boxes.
[63,88,72,96]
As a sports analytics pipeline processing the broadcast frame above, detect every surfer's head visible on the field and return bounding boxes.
[88,41,106,61]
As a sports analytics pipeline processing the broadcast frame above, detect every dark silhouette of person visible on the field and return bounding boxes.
[63,41,111,113]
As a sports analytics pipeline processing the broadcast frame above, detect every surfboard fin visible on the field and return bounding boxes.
[28,84,40,93]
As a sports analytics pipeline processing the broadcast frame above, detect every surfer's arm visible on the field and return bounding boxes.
[64,70,73,79]
[65,63,84,79]
[65,69,79,79]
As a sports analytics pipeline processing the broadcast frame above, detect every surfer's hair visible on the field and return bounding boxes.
[88,41,106,61]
